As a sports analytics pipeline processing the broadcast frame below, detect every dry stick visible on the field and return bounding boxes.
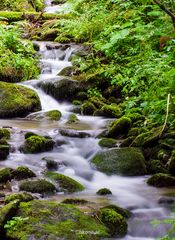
[160,93,171,136]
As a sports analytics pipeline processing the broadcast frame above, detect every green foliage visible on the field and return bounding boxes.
[4,217,29,230]
[56,0,175,127]
[0,25,39,82]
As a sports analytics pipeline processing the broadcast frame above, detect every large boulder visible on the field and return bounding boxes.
[5,200,109,240]
[92,147,146,176]
[0,82,41,118]
[107,117,132,138]
[147,173,175,187]
[38,77,81,102]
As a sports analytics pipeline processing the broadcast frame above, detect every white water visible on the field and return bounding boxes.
[0,1,174,240]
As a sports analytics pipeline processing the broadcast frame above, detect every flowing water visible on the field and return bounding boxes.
[0,1,175,239]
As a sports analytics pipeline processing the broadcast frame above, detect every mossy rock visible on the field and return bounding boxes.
[149,160,168,174]
[81,102,97,115]
[0,200,19,235]
[38,78,81,102]
[89,97,106,109]
[98,138,117,148]
[131,130,160,148]
[92,148,146,176]
[0,128,10,139]
[13,166,36,180]
[21,135,54,153]
[5,193,34,204]
[45,172,84,193]
[59,129,91,138]
[168,150,175,175]
[0,82,41,118]
[45,110,62,121]
[76,91,88,101]
[24,131,38,139]
[98,208,127,237]
[120,136,135,147]
[157,149,170,163]
[0,168,14,183]
[6,200,109,240]
[58,66,75,76]
[95,104,122,118]
[41,29,59,41]
[101,205,131,219]
[96,188,112,195]
[126,113,145,123]
[107,117,132,138]
[55,35,71,43]
[147,173,175,187]
[66,114,79,124]
[19,179,56,194]
[0,140,10,160]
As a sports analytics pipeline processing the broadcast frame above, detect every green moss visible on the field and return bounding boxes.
[5,193,34,204]
[66,114,79,124]
[45,110,62,121]
[55,35,71,43]
[41,29,59,41]
[0,141,10,160]
[0,82,41,118]
[81,102,96,115]
[0,128,10,139]
[92,147,146,176]
[147,173,175,187]
[108,117,132,138]
[97,104,122,118]
[33,0,44,11]
[19,179,56,194]
[13,166,36,180]
[96,188,112,195]
[62,198,88,205]
[6,200,109,240]
[0,168,13,183]
[21,135,54,153]
[149,160,168,174]
[45,171,85,193]
[24,131,38,139]
[98,138,117,148]
[102,205,131,219]
[98,208,127,237]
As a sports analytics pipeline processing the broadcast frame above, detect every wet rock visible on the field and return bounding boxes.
[59,129,91,138]
[101,205,131,219]
[81,101,97,115]
[5,200,109,240]
[12,166,36,180]
[19,179,56,194]
[98,138,117,148]
[107,117,132,138]
[96,188,112,195]
[45,171,85,193]
[147,173,175,187]
[58,66,76,76]
[98,208,127,237]
[0,168,14,183]
[0,82,41,118]
[92,148,146,176]
[38,77,81,102]
[158,196,175,204]
[62,198,88,205]
[45,110,62,121]
[46,159,58,170]
[21,135,55,153]
[0,128,10,139]
[24,131,38,139]
[5,193,34,204]
[0,140,10,160]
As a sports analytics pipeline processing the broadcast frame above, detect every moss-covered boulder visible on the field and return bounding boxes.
[5,193,34,204]
[98,138,117,148]
[98,208,127,237]
[13,166,36,180]
[96,188,112,195]
[62,198,88,205]
[38,78,81,102]
[45,172,84,193]
[92,148,146,176]
[21,135,55,153]
[0,168,14,183]
[95,104,122,118]
[131,130,160,148]
[81,102,97,115]
[66,114,79,124]
[147,173,175,187]
[0,200,19,235]
[0,128,10,139]
[19,179,56,194]
[5,200,109,240]
[59,129,91,138]
[0,82,41,118]
[45,110,62,121]
[0,140,10,160]
[107,117,132,138]
[101,205,131,219]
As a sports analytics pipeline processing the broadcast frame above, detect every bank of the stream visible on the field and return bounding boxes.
[0,0,175,239]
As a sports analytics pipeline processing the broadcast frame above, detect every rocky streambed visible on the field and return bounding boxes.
[0,1,175,240]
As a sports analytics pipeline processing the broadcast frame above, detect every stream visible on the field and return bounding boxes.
[0,1,175,239]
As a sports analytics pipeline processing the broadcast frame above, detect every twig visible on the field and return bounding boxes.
[160,93,171,136]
